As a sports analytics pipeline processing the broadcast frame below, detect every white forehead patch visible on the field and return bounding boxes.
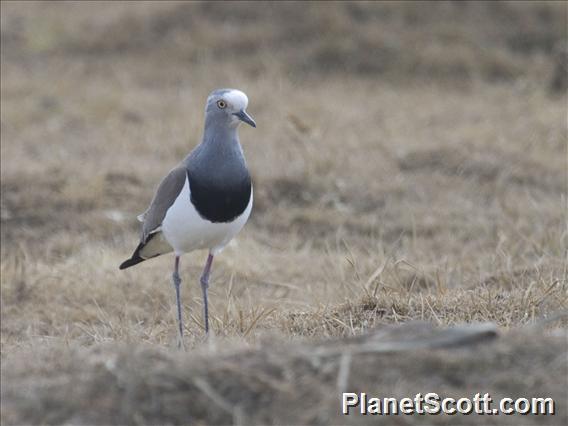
[223,90,248,111]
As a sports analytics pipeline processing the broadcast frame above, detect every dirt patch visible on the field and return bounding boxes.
[255,177,324,210]
[398,147,565,192]
[0,170,145,251]
[398,148,501,182]
[254,177,390,217]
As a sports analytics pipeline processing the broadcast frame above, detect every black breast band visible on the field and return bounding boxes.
[187,170,251,223]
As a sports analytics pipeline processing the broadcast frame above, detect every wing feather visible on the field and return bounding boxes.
[140,166,187,243]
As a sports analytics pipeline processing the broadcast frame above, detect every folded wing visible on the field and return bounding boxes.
[119,166,187,269]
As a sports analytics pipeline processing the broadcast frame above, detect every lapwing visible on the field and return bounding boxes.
[120,89,255,344]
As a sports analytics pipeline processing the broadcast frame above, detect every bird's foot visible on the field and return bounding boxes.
[176,334,186,351]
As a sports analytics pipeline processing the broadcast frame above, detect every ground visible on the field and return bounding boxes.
[1,1,567,425]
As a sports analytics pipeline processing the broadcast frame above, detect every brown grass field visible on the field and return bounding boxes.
[1,1,567,425]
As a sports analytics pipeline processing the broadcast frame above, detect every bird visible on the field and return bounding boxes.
[119,88,256,344]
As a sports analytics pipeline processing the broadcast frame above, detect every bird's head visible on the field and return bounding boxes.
[205,88,256,129]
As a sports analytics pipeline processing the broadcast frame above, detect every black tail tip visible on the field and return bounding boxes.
[120,238,154,270]
[119,256,145,270]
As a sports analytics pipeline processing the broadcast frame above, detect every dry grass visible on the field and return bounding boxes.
[1,1,567,425]
[2,322,567,425]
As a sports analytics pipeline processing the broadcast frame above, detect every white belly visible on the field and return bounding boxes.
[161,175,252,255]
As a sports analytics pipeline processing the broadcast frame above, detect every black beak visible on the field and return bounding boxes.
[233,109,256,128]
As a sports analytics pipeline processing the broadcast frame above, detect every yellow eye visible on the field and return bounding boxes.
[217,100,227,109]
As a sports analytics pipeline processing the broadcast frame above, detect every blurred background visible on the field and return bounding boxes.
[1,1,567,424]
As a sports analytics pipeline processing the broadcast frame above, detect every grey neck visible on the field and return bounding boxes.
[203,120,239,153]
[183,122,245,169]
